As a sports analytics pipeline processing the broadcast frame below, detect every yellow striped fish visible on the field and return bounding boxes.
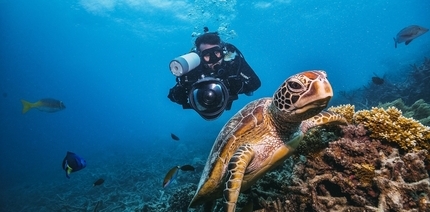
[21,98,66,114]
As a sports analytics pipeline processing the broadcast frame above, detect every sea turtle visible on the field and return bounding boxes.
[188,70,347,211]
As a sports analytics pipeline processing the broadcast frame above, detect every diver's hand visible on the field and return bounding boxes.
[168,85,188,104]
[245,91,253,96]
[227,77,244,94]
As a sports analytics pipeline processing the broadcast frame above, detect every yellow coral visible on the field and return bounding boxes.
[379,98,430,126]
[353,106,430,158]
[328,104,355,123]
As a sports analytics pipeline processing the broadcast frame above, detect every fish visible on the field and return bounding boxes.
[371,73,385,85]
[163,166,180,188]
[371,77,384,85]
[393,25,428,48]
[62,151,86,179]
[163,165,196,188]
[171,133,180,141]
[180,164,195,171]
[21,98,66,114]
[224,50,237,62]
[93,178,105,186]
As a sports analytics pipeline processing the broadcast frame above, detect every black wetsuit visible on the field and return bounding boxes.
[168,43,261,110]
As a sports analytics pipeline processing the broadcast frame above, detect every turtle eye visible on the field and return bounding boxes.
[287,80,304,92]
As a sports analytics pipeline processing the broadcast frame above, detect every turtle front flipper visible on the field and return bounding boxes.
[300,111,348,133]
[224,145,255,212]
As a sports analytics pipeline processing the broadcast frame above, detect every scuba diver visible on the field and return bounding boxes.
[167,30,261,120]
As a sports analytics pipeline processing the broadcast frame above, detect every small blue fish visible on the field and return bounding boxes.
[62,151,86,179]
[21,98,66,114]
[393,25,428,48]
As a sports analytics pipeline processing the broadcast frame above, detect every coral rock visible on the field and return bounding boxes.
[254,124,430,212]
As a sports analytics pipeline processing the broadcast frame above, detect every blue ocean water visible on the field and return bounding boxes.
[0,0,429,211]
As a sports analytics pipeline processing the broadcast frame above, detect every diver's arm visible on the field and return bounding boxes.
[167,84,193,109]
[168,68,201,108]
[168,82,188,105]
[228,45,261,95]
[237,57,261,95]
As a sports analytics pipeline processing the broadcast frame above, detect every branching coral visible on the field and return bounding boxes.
[328,103,430,160]
[354,106,430,159]
[168,183,197,212]
[379,98,430,126]
[328,104,355,124]
[365,150,430,211]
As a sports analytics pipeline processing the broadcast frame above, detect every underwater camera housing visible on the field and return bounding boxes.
[169,52,201,77]
[189,77,230,120]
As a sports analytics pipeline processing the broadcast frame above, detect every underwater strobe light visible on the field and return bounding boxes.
[169,52,201,77]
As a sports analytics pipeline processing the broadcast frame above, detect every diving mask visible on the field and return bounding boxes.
[200,46,224,64]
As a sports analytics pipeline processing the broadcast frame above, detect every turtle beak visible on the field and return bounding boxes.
[296,96,331,115]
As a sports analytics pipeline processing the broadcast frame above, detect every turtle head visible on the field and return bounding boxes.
[270,70,333,123]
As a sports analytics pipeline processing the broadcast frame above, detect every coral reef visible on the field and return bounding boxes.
[328,104,355,124]
[163,103,430,212]
[254,124,430,212]
[329,104,430,160]
[335,57,430,109]
[408,57,430,103]
[354,106,430,160]
[0,147,203,212]
[378,98,430,126]
[367,150,430,211]
[167,184,197,212]
[295,126,342,157]
[4,114,427,212]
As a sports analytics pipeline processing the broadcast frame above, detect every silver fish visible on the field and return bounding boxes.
[393,25,428,48]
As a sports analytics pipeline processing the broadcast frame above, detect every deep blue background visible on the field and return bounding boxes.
[0,0,429,193]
